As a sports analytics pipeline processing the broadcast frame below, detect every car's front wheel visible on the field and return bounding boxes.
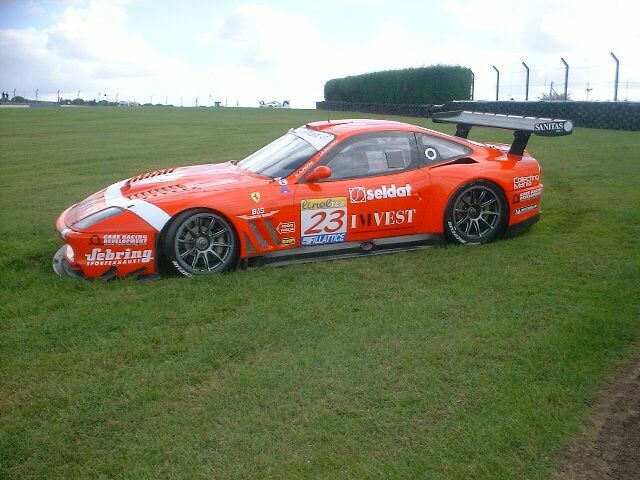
[162,209,238,276]
[445,180,507,244]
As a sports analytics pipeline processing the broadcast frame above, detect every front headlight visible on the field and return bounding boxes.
[65,245,75,262]
[74,206,124,230]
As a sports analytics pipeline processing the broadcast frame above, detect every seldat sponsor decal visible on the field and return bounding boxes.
[349,184,412,203]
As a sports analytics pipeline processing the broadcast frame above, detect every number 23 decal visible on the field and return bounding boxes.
[304,210,345,235]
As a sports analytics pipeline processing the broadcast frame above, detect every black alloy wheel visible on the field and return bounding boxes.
[445,181,507,244]
[163,209,238,276]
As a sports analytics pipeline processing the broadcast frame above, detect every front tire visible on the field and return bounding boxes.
[162,209,238,276]
[445,180,507,244]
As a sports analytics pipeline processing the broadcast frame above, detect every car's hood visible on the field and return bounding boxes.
[65,162,265,227]
[122,162,263,200]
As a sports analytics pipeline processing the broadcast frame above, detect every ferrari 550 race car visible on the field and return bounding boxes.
[53,111,573,279]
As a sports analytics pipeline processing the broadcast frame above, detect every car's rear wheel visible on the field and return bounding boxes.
[162,209,238,276]
[445,180,507,244]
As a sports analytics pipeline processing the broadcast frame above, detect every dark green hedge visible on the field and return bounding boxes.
[324,65,472,105]
[315,100,640,131]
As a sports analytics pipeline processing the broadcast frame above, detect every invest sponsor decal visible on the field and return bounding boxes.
[301,197,347,246]
[349,184,412,203]
[350,209,416,230]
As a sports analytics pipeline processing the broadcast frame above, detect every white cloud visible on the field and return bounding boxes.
[0,0,196,102]
[1,0,639,105]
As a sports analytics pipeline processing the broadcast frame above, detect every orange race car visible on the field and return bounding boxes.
[53,111,573,279]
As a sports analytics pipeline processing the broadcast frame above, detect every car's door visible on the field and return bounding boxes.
[294,130,429,247]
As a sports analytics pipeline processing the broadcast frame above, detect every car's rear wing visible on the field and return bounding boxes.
[432,110,573,156]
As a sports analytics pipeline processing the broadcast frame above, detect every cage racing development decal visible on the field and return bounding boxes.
[514,204,538,215]
[85,248,153,266]
[513,175,539,189]
[349,184,412,203]
[96,234,148,246]
[301,197,347,246]
[518,186,543,202]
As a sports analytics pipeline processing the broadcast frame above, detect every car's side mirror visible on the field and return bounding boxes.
[306,165,332,182]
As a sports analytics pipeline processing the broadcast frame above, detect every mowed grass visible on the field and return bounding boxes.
[0,107,638,479]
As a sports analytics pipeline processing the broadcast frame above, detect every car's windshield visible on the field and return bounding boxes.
[237,128,334,179]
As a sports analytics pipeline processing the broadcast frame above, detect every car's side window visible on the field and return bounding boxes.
[417,133,472,165]
[322,132,418,181]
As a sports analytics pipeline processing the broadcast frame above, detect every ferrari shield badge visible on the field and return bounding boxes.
[250,192,260,203]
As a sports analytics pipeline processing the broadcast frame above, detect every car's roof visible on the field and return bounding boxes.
[305,118,420,137]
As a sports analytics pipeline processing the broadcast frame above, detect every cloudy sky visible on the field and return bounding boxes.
[1,0,639,107]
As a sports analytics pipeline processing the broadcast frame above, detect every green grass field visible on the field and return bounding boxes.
[1,107,638,479]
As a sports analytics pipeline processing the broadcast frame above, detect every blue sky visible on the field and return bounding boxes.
[1,0,639,106]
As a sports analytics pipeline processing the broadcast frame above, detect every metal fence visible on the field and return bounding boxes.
[2,54,638,106]
[0,89,237,107]
[476,52,639,102]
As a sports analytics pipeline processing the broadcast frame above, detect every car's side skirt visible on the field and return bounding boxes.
[245,233,445,268]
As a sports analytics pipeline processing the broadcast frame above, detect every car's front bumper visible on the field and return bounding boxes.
[53,245,88,279]
[54,204,161,280]
[53,244,160,280]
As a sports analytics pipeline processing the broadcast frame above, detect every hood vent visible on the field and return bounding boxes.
[127,184,198,200]
[129,167,176,183]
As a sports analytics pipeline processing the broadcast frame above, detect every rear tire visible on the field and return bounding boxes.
[162,209,238,276]
[444,180,507,244]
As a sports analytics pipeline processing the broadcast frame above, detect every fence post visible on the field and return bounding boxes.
[470,71,475,100]
[522,62,530,101]
[492,65,500,101]
[610,52,619,101]
[560,57,569,100]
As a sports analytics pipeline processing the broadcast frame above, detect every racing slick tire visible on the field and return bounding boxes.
[444,180,508,244]
[162,209,239,276]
